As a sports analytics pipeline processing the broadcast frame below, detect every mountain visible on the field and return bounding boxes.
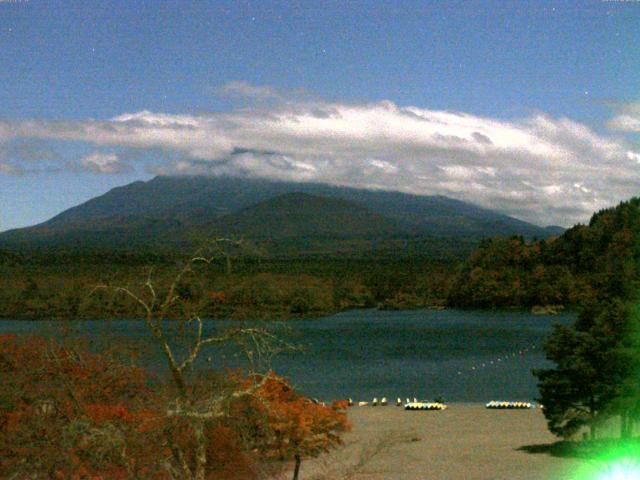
[0,175,563,257]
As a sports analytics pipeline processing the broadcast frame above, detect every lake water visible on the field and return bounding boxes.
[0,309,574,402]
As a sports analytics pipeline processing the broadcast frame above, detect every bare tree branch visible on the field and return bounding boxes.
[89,240,299,479]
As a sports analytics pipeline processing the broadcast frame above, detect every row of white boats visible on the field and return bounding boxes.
[347,397,425,407]
[346,398,537,410]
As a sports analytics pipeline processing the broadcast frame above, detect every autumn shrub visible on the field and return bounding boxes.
[0,334,166,479]
[229,372,351,479]
[0,335,350,480]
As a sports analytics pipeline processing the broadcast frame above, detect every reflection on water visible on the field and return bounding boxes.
[0,309,573,402]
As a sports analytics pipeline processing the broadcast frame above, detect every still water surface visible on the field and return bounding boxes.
[0,309,573,402]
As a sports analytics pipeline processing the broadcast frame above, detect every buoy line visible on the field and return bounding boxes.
[456,344,539,377]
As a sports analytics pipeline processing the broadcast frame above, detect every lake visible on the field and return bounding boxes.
[0,309,573,402]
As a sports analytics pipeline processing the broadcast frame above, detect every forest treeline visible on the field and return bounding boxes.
[448,197,640,309]
[0,254,453,320]
[2,197,640,320]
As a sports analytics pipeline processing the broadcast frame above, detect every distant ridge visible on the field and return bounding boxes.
[0,175,563,257]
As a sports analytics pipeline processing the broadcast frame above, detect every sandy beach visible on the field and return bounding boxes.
[300,404,592,480]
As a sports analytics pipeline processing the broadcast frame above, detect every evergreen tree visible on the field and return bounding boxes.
[535,299,640,439]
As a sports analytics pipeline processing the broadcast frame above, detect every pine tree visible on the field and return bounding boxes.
[535,299,639,439]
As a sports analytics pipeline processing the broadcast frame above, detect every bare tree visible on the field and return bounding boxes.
[95,239,292,480]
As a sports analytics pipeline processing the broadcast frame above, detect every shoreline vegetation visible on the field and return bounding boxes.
[0,254,454,321]
[0,256,573,321]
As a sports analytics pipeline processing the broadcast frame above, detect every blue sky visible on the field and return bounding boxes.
[1,0,639,230]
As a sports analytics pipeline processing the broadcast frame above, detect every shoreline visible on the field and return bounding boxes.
[0,304,576,322]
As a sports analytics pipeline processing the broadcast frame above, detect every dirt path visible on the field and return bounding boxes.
[300,404,592,480]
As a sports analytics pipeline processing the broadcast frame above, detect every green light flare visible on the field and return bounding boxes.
[563,442,640,480]
[597,459,640,480]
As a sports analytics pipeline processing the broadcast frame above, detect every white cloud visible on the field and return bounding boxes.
[573,182,591,194]
[370,159,398,173]
[609,102,640,133]
[79,152,132,174]
[627,151,640,163]
[2,87,640,226]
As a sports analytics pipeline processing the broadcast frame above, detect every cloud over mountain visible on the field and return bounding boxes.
[79,152,132,174]
[1,87,639,226]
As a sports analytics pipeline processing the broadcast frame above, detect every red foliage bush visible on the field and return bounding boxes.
[230,372,351,464]
[0,334,166,479]
[0,335,349,479]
